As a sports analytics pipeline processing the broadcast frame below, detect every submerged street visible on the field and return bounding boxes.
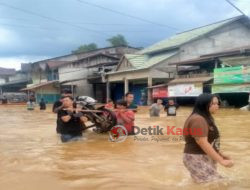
[1,105,250,190]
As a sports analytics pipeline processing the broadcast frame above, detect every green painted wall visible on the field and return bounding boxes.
[36,93,60,104]
[214,66,250,84]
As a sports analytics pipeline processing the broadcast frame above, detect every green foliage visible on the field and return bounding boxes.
[107,34,128,46]
[72,43,98,54]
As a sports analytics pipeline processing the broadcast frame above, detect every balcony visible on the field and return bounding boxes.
[175,72,213,79]
[47,73,59,81]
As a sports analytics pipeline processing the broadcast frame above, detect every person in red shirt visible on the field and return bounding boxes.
[115,100,135,135]
[105,99,114,109]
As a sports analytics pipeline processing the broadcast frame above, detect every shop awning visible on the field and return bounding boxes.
[212,83,250,93]
[147,84,168,98]
[147,84,168,89]
[60,78,87,84]
[21,80,59,91]
[168,76,213,85]
[152,88,168,98]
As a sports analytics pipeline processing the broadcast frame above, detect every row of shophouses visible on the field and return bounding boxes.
[1,15,250,107]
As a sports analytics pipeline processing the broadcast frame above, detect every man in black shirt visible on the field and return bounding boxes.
[52,89,73,134]
[39,98,46,110]
[164,99,179,116]
[58,96,87,143]
[124,92,138,112]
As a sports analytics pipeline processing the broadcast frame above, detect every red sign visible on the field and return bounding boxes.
[152,87,168,98]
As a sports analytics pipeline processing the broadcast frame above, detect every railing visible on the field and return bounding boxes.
[87,72,101,79]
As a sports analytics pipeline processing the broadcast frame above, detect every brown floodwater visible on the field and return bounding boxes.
[0,105,250,190]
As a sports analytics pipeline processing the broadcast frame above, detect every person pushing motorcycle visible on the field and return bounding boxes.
[58,96,88,143]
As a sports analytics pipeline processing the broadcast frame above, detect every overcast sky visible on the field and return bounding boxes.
[0,0,249,69]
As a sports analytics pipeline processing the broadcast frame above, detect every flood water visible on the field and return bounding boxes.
[0,105,250,190]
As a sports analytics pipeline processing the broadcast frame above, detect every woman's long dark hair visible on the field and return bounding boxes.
[191,93,220,137]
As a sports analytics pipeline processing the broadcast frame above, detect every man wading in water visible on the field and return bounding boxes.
[183,93,233,183]
[58,96,88,142]
[52,89,75,134]
[164,99,179,116]
[149,99,163,117]
[124,92,138,112]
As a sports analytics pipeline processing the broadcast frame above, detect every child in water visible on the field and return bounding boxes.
[27,99,35,110]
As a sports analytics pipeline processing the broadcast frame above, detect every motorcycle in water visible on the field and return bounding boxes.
[75,96,117,133]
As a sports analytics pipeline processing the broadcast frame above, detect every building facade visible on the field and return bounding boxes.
[106,15,250,106]
[23,46,139,103]
[0,64,31,102]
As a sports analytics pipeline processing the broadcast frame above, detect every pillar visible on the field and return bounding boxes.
[106,81,110,103]
[124,78,129,95]
[215,59,218,68]
[147,77,153,105]
[27,90,30,101]
[71,83,74,98]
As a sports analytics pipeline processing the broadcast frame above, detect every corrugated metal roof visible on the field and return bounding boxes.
[47,61,71,69]
[139,16,243,55]
[124,54,145,69]
[0,78,30,87]
[32,46,139,65]
[21,80,59,91]
[124,51,177,70]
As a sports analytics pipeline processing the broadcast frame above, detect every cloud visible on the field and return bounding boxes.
[0,56,49,70]
[0,27,21,50]
[0,0,249,69]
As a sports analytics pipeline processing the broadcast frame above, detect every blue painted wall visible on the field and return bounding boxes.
[111,83,124,102]
[129,83,147,105]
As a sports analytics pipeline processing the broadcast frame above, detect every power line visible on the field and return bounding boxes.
[0,2,109,37]
[75,0,179,31]
[71,22,161,27]
[0,22,62,31]
[225,0,246,15]
[0,17,33,22]
[69,22,169,27]
[0,17,175,27]
[0,22,170,33]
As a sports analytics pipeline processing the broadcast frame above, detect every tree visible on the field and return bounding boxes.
[72,43,98,54]
[107,34,128,47]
